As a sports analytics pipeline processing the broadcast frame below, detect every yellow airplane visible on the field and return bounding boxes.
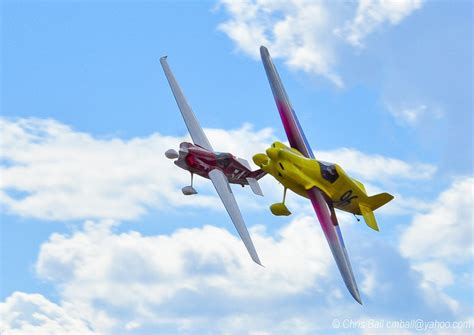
[254,46,394,304]
[253,141,394,232]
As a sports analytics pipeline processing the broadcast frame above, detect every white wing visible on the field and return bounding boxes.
[160,56,213,151]
[208,169,262,265]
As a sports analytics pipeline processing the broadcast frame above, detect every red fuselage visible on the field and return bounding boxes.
[174,142,264,185]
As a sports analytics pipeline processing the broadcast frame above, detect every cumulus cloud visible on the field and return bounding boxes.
[318,147,436,182]
[32,217,339,333]
[336,0,423,47]
[36,217,333,299]
[29,216,456,334]
[1,117,434,221]
[399,177,474,312]
[0,292,94,335]
[218,0,423,86]
[400,177,474,265]
[218,0,344,86]
[0,118,273,221]
[4,179,470,334]
[0,212,455,334]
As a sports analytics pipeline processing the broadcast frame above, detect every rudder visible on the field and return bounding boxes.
[359,204,379,231]
[246,177,264,196]
[359,193,393,232]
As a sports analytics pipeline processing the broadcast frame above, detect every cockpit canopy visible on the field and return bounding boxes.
[319,160,339,183]
[215,152,233,169]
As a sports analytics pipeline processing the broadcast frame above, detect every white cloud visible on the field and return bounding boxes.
[218,1,423,86]
[1,117,433,221]
[318,147,436,182]
[4,214,458,334]
[217,0,344,86]
[0,292,94,335]
[2,191,466,334]
[399,177,474,312]
[0,118,273,221]
[36,217,332,299]
[400,177,474,265]
[412,262,454,288]
[32,217,341,333]
[336,0,423,47]
[390,104,427,125]
[386,103,443,126]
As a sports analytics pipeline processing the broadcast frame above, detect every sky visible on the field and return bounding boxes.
[0,0,473,334]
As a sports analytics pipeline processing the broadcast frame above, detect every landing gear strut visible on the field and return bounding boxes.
[182,173,198,195]
[270,187,291,216]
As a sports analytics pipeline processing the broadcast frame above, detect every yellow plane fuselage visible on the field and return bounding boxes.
[253,142,393,230]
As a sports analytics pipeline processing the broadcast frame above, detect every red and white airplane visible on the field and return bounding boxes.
[160,56,265,266]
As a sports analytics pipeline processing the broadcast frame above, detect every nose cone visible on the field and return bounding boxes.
[266,147,279,161]
[253,153,269,167]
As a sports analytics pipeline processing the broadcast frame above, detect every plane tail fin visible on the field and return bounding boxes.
[359,204,379,231]
[366,192,394,211]
[246,177,264,196]
[359,193,394,232]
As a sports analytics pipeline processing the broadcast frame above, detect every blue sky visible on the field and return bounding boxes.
[1,1,473,334]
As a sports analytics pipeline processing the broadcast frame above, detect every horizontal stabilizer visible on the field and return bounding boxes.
[246,177,264,196]
[238,157,267,182]
[366,192,394,211]
[237,157,251,169]
[359,204,379,231]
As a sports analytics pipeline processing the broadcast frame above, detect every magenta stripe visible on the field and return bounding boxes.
[276,99,314,159]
